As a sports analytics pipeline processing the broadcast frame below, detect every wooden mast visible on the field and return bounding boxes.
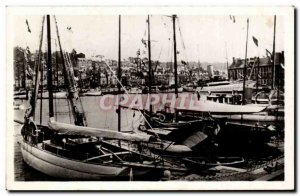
[147,15,153,118]
[172,15,178,97]
[28,16,45,119]
[54,16,87,126]
[22,54,27,98]
[118,15,121,146]
[225,42,229,80]
[46,15,54,118]
[271,15,276,90]
[242,18,249,105]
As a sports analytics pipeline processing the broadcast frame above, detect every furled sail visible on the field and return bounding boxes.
[48,119,156,142]
[175,98,266,114]
[118,94,265,114]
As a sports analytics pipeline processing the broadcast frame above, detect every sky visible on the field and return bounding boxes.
[13,14,284,63]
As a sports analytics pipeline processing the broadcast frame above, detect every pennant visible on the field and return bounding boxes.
[252,36,258,47]
[25,19,31,33]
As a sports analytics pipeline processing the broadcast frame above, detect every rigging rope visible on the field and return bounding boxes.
[104,62,155,131]
[54,39,58,121]
[177,17,190,71]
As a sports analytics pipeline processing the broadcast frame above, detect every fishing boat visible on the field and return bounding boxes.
[159,85,184,93]
[182,83,197,92]
[83,89,102,96]
[37,91,67,99]
[197,80,256,94]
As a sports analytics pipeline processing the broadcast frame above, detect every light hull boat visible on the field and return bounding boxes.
[83,91,102,96]
[197,81,256,93]
[21,140,129,180]
[37,92,67,99]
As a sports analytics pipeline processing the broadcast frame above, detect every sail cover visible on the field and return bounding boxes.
[48,119,155,142]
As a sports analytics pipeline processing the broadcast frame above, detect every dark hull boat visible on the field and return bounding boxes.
[182,156,245,171]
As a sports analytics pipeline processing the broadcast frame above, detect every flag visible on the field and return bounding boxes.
[26,66,33,79]
[181,60,187,65]
[25,46,31,54]
[141,38,147,48]
[25,19,31,33]
[229,15,236,23]
[252,36,258,47]
[266,49,273,58]
[67,26,73,33]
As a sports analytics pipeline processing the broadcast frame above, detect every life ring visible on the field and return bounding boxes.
[255,92,270,104]
[138,124,147,131]
[156,113,166,122]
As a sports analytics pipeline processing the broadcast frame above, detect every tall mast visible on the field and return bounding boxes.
[28,16,45,118]
[46,15,54,118]
[54,16,87,126]
[22,56,26,92]
[147,15,153,117]
[271,15,276,90]
[242,18,249,105]
[172,15,178,97]
[117,15,121,146]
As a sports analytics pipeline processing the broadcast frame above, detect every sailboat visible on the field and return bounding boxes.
[19,15,188,180]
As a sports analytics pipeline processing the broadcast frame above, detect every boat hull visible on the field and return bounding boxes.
[83,91,102,96]
[21,141,128,180]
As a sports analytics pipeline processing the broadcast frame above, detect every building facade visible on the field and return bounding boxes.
[228,52,284,89]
